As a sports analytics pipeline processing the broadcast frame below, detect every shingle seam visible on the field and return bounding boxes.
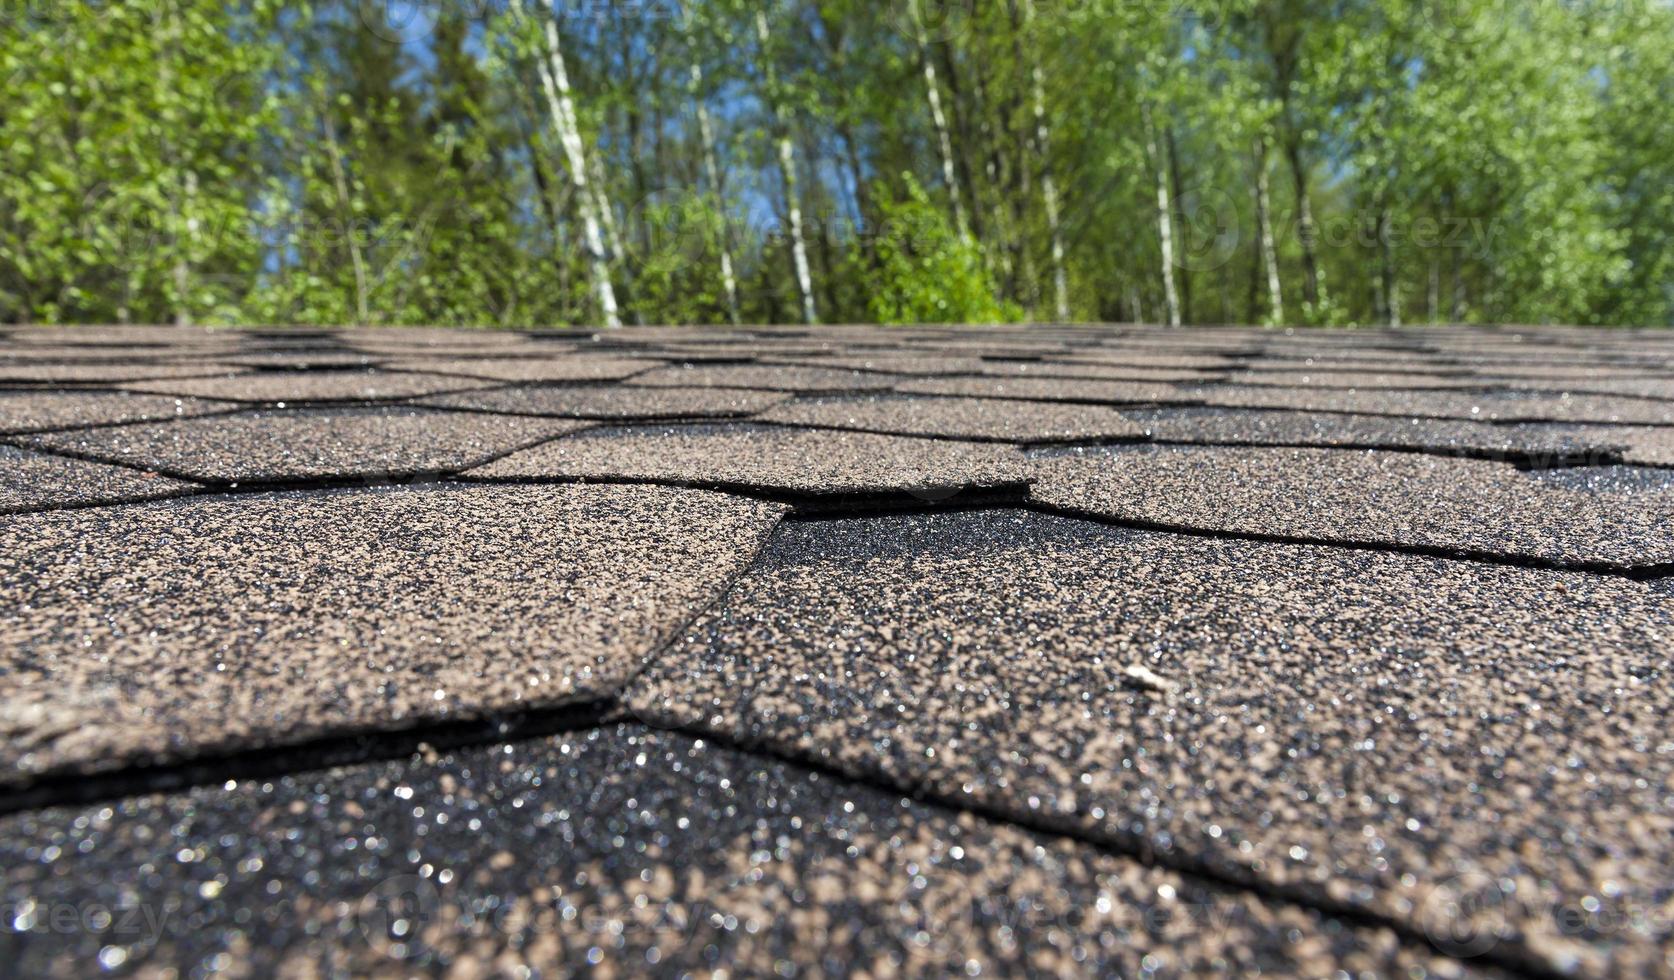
[1096,437,1627,470]
[632,717,1567,980]
[0,486,203,517]
[408,402,775,424]
[379,361,670,384]
[0,495,790,812]
[0,404,251,438]
[1024,499,1674,580]
[1,420,598,493]
[659,416,1148,447]
[457,472,1035,515]
[0,698,623,816]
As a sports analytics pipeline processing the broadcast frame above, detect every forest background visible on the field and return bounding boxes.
[3,0,1670,329]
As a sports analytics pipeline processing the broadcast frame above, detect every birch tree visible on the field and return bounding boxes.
[907,0,970,242]
[1253,137,1283,324]
[1142,100,1181,327]
[513,0,620,327]
[676,3,741,325]
[754,6,817,324]
[3,0,1669,328]
[1019,0,1069,320]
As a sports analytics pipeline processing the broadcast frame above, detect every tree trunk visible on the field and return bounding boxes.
[908,0,969,241]
[1379,203,1399,326]
[754,9,816,324]
[1142,102,1181,327]
[1020,0,1069,320]
[1254,138,1283,325]
[686,61,741,323]
[1005,0,1034,311]
[1166,127,1191,323]
[157,3,194,326]
[1284,138,1322,316]
[1451,252,1468,322]
[1427,257,1439,324]
[319,107,371,324]
[519,0,620,328]
[935,39,987,246]
[678,9,741,326]
[971,59,1013,288]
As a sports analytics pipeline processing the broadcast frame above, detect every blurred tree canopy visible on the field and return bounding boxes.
[1,0,1669,327]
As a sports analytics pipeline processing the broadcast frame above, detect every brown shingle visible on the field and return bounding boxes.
[0,362,244,384]
[629,510,1673,977]
[1028,444,1674,569]
[469,424,1028,500]
[761,395,1146,443]
[0,484,784,782]
[0,445,196,513]
[1187,385,1674,423]
[416,383,788,420]
[628,363,897,393]
[0,391,226,435]
[22,407,587,483]
[1129,407,1620,464]
[896,375,1185,404]
[0,725,1476,978]
[382,356,654,382]
[118,369,495,403]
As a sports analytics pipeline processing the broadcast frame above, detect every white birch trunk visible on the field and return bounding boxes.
[1142,102,1181,328]
[1427,258,1439,324]
[908,0,969,242]
[587,153,626,269]
[1021,0,1069,321]
[157,2,194,326]
[319,108,371,323]
[1379,205,1400,326]
[755,9,816,324]
[1254,138,1282,325]
[517,0,620,328]
[678,2,741,325]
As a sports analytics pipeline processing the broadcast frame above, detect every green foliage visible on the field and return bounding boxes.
[861,176,1017,324]
[0,0,1669,327]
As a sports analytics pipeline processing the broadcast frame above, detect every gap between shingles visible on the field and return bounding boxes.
[0,413,602,496]
[1061,436,1629,471]
[4,439,1669,581]
[0,698,623,816]
[0,497,791,815]
[0,685,1563,979]
[1025,500,1674,581]
[629,717,1571,980]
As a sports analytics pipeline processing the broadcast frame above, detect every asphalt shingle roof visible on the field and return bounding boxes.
[1,322,1670,978]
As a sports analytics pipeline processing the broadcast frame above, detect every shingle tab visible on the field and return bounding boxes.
[119,370,495,403]
[0,391,226,435]
[628,363,897,393]
[417,384,788,419]
[629,510,1674,976]
[0,726,1474,978]
[0,484,785,782]
[762,394,1146,443]
[0,445,197,513]
[469,424,1028,500]
[382,356,654,382]
[1027,443,1674,568]
[23,407,587,483]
